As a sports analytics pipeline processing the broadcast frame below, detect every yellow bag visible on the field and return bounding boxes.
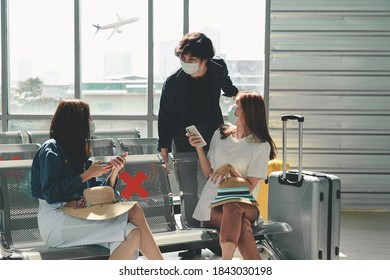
[256,159,290,221]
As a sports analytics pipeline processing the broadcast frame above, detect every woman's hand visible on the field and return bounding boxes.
[74,196,86,209]
[89,161,113,176]
[109,152,128,175]
[81,161,112,182]
[186,132,204,148]
[210,163,232,184]
[107,152,128,187]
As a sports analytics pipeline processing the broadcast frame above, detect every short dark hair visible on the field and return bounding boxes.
[175,32,215,60]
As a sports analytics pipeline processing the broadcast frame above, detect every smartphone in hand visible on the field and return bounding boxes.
[186,125,207,147]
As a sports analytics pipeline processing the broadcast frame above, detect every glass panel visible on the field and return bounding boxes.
[93,120,147,138]
[9,119,51,132]
[153,0,183,116]
[8,120,147,141]
[152,120,158,138]
[0,9,1,115]
[81,0,148,116]
[189,0,266,114]
[9,0,74,114]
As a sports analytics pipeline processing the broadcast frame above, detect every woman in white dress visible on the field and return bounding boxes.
[187,91,277,260]
[31,99,163,260]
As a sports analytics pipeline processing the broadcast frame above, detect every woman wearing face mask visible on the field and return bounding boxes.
[157,32,239,163]
[226,103,239,125]
[187,91,277,260]
[31,99,163,260]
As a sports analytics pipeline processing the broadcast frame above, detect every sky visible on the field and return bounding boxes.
[9,0,265,84]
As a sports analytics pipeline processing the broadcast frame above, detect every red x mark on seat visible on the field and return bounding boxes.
[119,170,149,200]
[0,156,23,180]
[0,156,21,161]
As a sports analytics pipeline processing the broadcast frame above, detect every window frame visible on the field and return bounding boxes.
[1,0,268,136]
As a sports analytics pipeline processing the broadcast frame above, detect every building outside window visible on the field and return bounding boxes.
[1,0,266,137]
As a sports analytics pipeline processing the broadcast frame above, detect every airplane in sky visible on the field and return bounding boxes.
[93,14,139,40]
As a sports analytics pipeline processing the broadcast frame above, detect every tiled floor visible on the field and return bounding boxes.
[160,210,390,260]
[339,210,390,260]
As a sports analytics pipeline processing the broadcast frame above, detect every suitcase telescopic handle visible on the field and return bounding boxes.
[281,114,304,181]
[281,114,304,122]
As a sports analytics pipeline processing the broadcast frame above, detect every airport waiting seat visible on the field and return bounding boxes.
[169,152,207,229]
[92,128,141,153]
[117,137,180,214]
[0,131,24,144]
[93,154,219,253]
[0,160,109,260]
[169,152,292,259]
[0,143,41,161]
[27,131,50,145]
[118,137,158,155]
[94,154,175,234]
[89,138,116,157]
[0,154,218,259]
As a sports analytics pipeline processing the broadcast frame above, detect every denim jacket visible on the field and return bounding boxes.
[31,139,108,204]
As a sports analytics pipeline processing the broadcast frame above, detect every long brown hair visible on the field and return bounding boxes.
[50,99,91,171]
[220,91,277,160]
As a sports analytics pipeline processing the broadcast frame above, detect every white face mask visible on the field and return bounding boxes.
[89,120,96,137]
[180,60,199,75]
[227,104,238,124]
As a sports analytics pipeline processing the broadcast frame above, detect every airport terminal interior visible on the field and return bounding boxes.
[147,210,390,260]
[1,0,389,261]
[159,211,390,260]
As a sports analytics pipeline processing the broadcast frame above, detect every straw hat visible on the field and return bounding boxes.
[63,186,136,220]
[210,177,258,208]
[220,176,251,188]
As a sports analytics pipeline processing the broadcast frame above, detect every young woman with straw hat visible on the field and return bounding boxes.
[31,99,163,260]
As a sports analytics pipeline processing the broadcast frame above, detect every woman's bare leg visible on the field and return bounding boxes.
[220,242,236,260]
[128,204,163,260]
[109,228,141,260]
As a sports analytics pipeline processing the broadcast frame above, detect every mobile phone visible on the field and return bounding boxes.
[186,125,207,147]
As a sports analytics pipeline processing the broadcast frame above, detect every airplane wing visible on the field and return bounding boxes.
[107,26,118,40]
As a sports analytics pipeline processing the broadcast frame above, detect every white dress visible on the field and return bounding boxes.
[38,199,137,258]
[192,129,270,222]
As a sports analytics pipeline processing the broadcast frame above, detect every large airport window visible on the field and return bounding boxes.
[9,0,74,115]
[81,0,148,116]
[189,0,266,114]
[153,0,183,116]
[1,0,266,135]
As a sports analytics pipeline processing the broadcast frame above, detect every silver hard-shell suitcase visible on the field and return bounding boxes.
[268,114,341,260]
